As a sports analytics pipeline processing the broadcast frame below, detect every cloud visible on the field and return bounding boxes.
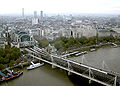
[0,0,120,14]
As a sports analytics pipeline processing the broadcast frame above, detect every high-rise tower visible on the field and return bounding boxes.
[34,11,37,18]
[40,11,43,20]
[32,11,38,25]
[22,8,24,17]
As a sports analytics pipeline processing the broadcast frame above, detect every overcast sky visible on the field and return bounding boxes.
[0,0,120,15]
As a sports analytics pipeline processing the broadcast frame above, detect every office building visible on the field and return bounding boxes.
[22,8,24,17]
[40,11,43,20]
[34,11,37,18]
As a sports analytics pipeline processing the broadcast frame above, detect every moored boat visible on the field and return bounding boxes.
[75,51,88,56]
[0,70,23,83]
[27,62,44,70]
[90,48,96,52]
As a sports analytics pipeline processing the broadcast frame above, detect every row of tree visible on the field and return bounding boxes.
[35,37,49,48]
[0,45,22,70]
[53,36,120,51]
[35,36,120,52]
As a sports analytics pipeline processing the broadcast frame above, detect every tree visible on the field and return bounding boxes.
[0,64,4,70]
[23,58,27,62]
[78,36,88,45]
[5,54,11,60]
[5,45,10,54]
[88,37,97,45]
[74,38,82,47]
[60,37,68,44]
[54,40,63,50]
[16,59,21,64]
[11,47,22,60]
[0,45,23,68]
[0,57,4,64]
[22,50,28,54]
[0,48,6,57]
[9,60,15,67]
[67,37,75,47]
[4,57,9,64]
[37,38,49,48]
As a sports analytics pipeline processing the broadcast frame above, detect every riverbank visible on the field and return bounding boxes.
[61,42,120,56]
[1,59,40,73]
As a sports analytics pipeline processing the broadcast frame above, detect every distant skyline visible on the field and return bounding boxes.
[0,0,120,15]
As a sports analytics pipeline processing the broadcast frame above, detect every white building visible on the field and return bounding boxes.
[32,18,39,25]
[61,25,96,38]
[28,28,44,37]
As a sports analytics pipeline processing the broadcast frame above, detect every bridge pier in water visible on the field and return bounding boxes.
[67,60,72,75]
[88,68,92,84]
[50,55,56,68]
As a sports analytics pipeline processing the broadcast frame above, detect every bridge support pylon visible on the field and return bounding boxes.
[52,65,56,68]
[88,68,93,84]
[114,76,117,86]
[89,80,92,84]
[51,55,56,68]
[67,61,72,75]
[68,71,72,75]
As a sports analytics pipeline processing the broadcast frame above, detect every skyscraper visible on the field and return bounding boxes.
[34,11,37,18]
[22,8,24,17]
[32,11,38,25]
[40,11,43,20]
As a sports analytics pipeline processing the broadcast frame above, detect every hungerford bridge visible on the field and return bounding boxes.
[25,46,120,86]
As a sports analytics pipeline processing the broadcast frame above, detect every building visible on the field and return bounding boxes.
[10,29,35,48]
[61,25,96,38]
[22,8,24,17]
[61,28,71,38]
[111,28,120,37]
[34,11,37,18]
[32,18,39,25]
[32,11,39,25]
[28,28,44,37]
[40,11,43,20]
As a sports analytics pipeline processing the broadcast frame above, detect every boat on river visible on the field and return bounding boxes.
[0,70,23,83]
[112,43,118,48]
[75,51,88,56]
[90,48,96,52]
[27,61,44,70]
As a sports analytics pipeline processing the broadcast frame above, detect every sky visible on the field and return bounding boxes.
[0,0,120,15]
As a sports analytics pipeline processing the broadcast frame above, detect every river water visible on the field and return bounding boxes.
[0,47,120,86]
[69,47,120,74]
[0,64,74,86]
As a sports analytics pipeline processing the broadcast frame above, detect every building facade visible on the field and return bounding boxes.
[10,29,35,48]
